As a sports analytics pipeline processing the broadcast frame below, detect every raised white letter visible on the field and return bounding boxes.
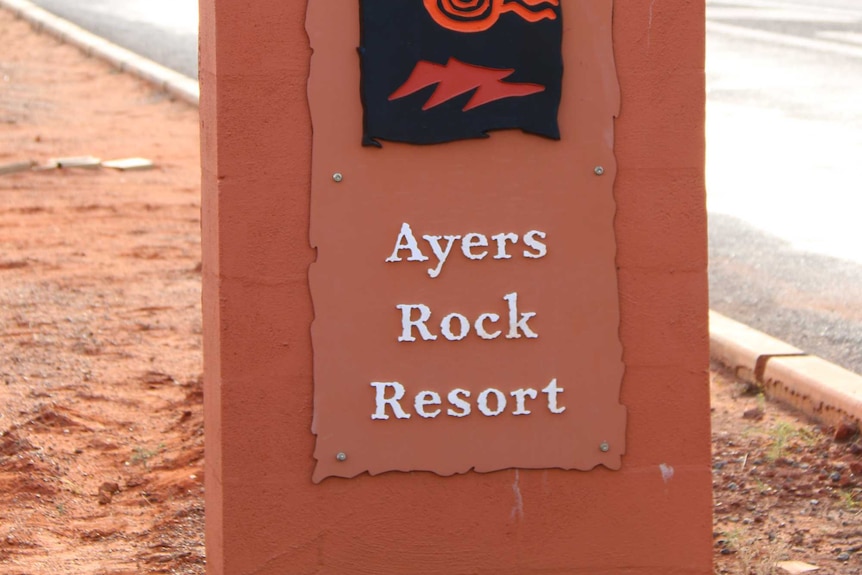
[386,223,429,263]
[397,304,438,342]
[474,313,502,340]
[522,230,548,259]
[478,388,507,416]
[447,389,471,417]
[441,313,470,341]
[415,391,442,418]
[423,234,461,278]
[371,382,411,420]
[542,378,566,414]
[461,233,489,260]
[510,388,538,415]
[491,232,518,260]
[504,292,538,339]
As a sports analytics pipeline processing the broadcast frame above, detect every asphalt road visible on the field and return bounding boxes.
[29,0,198,78]
[24,0,862,374]
[706,0,862,374]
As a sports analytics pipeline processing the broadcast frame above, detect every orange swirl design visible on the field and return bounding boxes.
[423,0,559,33]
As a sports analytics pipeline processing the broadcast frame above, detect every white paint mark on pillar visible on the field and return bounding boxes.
[659,463,674,484]
[511,469,524,521]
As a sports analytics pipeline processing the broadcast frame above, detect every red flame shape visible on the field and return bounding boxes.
[389,58,545,112]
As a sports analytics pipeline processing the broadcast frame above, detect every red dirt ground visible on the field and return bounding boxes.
[711,367,862,575]
[1,8,860,575]
[1,10,203,574]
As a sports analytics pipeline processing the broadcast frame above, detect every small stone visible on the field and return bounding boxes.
[743,407,764,421]
[838,552,850,562]
[97,481,120,505]
[727,482,739,491]
[830,472,841,482]
[99,481,120,494]
[834,422,858,442]
[776,560,821,573]
[720,548,734,555]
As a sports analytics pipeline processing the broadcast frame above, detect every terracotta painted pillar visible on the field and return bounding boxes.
[200,1,710,573]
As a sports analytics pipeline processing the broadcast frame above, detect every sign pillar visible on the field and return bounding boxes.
[201,0,711,573]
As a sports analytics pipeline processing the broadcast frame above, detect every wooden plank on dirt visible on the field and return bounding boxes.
[0,161,35,175]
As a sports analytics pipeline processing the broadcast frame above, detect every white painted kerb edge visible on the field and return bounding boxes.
[0,0,199,106]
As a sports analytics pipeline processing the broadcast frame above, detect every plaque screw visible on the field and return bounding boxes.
[332,172,343,183]
[599,442,610,452]
[335,452,347,462]
[594,166,605,176]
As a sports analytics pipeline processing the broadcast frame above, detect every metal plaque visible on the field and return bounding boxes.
[307,0,624,482]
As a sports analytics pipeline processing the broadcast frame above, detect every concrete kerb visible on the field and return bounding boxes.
[710,310,862,431]
[0,0,199,107]
[5,0,860,436]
